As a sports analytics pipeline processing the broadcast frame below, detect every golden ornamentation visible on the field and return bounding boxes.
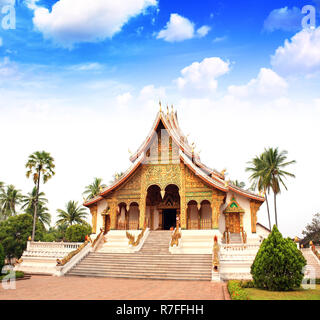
[212,235,219,271]
[211,193,225,229]
[170,228,181,247]
[126,225,147,246]
[56,241,89,266]
[91,228,104,248]
[250,200,262,233]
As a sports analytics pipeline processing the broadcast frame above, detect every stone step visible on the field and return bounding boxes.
[77,262,211,269]
[67,272,211,281]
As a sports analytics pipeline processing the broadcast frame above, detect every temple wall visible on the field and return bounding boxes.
[222,192,252,235]
[97,199,108,232]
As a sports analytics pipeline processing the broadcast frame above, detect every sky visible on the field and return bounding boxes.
[0,0,320,238]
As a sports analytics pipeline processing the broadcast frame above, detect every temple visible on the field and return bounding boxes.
[16,105,269,281]
[84,105,265,239]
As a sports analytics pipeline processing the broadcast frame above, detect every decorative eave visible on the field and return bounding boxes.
[179,151,228,192]
[83,153,145,207]
[129,109,224,181]
[228,183,265,202]
[223,196,245,213]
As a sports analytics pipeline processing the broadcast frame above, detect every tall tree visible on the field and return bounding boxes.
[262,147,296,228]
[231,180,246,189]
[0,184,23,220]
[83,177,106,200]
[56,200,88,227]
[302,213,320,246]
[21,188,51,227]
[246,154,272,230]
[25,151,55,241]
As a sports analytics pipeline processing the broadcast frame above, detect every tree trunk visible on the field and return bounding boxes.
[265,193,272,230]
[31,171,41,241]
[274,192,278,228]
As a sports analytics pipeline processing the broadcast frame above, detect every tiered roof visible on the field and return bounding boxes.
[84,107,264,207]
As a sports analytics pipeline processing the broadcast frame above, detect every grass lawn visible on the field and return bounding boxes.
[244,285,320,300]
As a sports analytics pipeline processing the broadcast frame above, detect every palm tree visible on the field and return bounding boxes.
[56,200,88,227]
[26,151,55,241]
[0,184,23,220]
[21,188,51,227]
[83,177,106,200]
[246,154,272,230]
[231,180,246,189]
[262,147,296,227]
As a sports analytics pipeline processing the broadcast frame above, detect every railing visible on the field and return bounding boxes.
[91,228,105,250]
[27,241,82,251]
[220,243,260,251]
[187,219,212,230]
[56,241,89,266]
[240,227,247,244]
[128,221,139,230]
[200,219,212,229]
[311,244,320,261]
[223,229,230,244]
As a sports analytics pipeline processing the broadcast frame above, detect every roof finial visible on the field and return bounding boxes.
[159,101,162,112]
[166,105,169,115]
[171,105,174,113]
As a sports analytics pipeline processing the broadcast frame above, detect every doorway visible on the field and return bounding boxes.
[163,209,177,230]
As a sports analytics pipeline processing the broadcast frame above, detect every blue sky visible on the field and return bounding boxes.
[0,0,320,237]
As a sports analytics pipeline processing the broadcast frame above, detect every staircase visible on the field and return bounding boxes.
[229,233,242,244]
[301,248,320,278]
[66,231,212,280]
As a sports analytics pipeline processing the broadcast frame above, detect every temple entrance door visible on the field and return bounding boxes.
[104,215,110,234]
[163,209,177,230]
[228,213,240,233]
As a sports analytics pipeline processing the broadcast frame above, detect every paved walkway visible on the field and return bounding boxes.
[0,276,229,300]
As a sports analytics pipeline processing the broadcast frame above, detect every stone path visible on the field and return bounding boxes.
[0,275,229,300]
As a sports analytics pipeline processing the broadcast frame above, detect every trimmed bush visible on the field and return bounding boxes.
[0,243,5,273]
[239,280,254,288]
[65,224,92,242]
[251,225,306,291]
[228,280,248,300]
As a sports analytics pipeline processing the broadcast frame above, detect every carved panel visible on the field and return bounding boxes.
[185,166,212,192]
[144,163,181,191]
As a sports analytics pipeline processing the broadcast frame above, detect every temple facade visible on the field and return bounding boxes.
[84,106,265,242]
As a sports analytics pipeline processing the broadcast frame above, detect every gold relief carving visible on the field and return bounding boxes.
[250,200,262,233]
[180,163,187,229]
[185,167,211,191]
[139,166,147,229]
[211,194,225,229]
[89,205,97,234]
[109,199,118,230]
[144,164,181,191]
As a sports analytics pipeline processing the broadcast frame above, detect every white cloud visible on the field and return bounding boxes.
[0,38,2,47]
[30,0,157,48]
[271,27,320,76]
[228,68,288,99]
[68,62,103,72]
[157,13,210,42]
[263,7,303,32]
[196,25,211,38]
[175,57,230,95]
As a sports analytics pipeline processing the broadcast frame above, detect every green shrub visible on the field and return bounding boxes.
[251,225,306,291]
[240,280,254,288]
[65,224,92,242]
[228,280,249,300]
[0,243,5,272]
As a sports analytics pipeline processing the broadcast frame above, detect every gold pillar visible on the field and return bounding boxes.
[110,200,117,230]
[139,199,146,229]
[89,205,97,234]
[180,163,187,229]
[250,200,262,233]
[240,212,244,229]
[211,194,225,229]
[197,203,201,230]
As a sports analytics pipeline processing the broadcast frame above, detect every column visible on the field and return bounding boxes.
[180,163,187,229]
[89,205,97,234]
[197,203,201,230]
[110,200,117,230]
[211,194,225,229]
[250,200,262,233]
[139,199,146,229]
